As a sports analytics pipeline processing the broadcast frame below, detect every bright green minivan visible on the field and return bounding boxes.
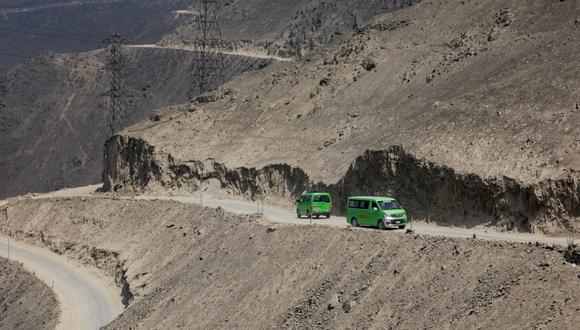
[346,196,408,229]
[296,192,332,218]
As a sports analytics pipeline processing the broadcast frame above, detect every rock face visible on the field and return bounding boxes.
[102,135,311,200]
[103,136,580,233]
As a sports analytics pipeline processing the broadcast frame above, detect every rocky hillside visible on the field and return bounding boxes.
[1,0,419,72]
[0,0,192,72]
[0,0,424,199]
[107,0,580,233]
[2,197,579,329]
[164,0,421,58]
[0,257,59,330]
[0,47,270,199]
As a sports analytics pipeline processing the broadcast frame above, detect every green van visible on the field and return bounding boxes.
[346,196,408,229]
[296,192,332,218]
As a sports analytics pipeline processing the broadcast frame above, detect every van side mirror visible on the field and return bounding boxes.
[372,207,379,212]
[296,199,301,203]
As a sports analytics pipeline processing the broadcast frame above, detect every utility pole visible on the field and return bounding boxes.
[103,33,128,135]
[190,0,225,97]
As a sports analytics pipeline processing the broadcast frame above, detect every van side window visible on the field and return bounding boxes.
[302,195,310,203]
[348,200,358,208]
[371,201,378,209]
[359,201,369,209]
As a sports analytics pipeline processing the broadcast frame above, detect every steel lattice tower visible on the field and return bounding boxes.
[103,33,128,135]
[190,0,225,97]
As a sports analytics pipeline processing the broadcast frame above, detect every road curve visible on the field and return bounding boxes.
[0,236,123,330]
[1,185,575,329]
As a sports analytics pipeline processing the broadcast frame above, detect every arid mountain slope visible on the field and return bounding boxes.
[0,0,192,72]
[110,0,580,232]
[0,257,59,330]
[0,0,419,72]
[0,0,423,198]
[0,47,270,198]
[168,0,421,58]
[1,197,579,329]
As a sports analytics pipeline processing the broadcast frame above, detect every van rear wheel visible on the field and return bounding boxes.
[351,218,358,227]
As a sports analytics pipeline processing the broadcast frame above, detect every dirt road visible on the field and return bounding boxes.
[137,194,579,246]
[4,195,578,329]
[0,236,123,330]
[19,185,578,246]
[0,184,573,329]
[127,44,293,61]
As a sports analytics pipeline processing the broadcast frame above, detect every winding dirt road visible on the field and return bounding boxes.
[0,184,576,329]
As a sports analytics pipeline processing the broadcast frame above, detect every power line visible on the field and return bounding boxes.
[103,33,129,135]
[2,18,102,40]
[0,26,101,44]
[190,0,225,97]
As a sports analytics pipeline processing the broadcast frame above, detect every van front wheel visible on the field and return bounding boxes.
[296,209,301,218]
[351,218,358,227]
[378,220,386,230]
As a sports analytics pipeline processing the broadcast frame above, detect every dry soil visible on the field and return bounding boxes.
[1,196,579,329]
[0,256,59,330]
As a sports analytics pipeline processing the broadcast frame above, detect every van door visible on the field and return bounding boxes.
[348,199,362,222]
[299,194,311,216]
[358,200,371,225]
[347,199,356,223]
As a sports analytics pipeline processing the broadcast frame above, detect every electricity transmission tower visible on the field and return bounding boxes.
[103,33,128,135]
[190,0,225,97]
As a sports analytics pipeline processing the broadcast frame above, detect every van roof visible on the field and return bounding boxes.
[304,192,330,195]
[348,196,396,201]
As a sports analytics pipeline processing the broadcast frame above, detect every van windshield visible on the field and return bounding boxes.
[379,200,401,210]
[313,195,330,203]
